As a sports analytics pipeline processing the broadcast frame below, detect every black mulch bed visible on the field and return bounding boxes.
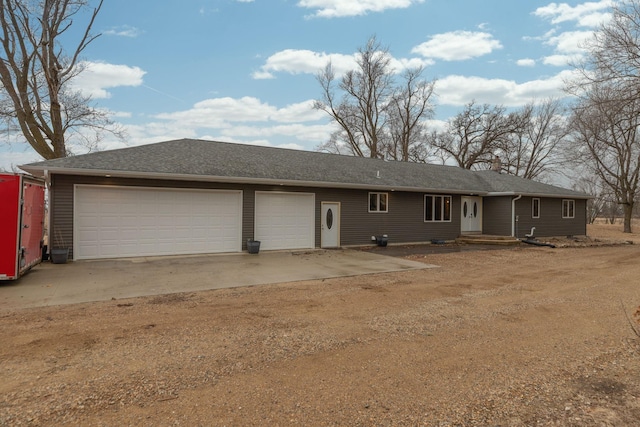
[355,242,520,258]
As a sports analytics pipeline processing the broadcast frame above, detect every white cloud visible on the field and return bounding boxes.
[517,58,536,67]
[392,57,435,71]
[298,0,423,18]
[220,123,334,143]
[542,54,575,66]
[252,70,276,80]
[536,29,593,66]
[252,49,356,79]
[544,30,593,54]
[435,70,577,107]
[271,100,326,122]
[103,25,143,38]
[111,111,133,119]
[411,31,503,61]
[530,3,610,70]
[105,121,325,154]
[425,118,447,133]
[72,61,146,98]
[109,96,334,151]
[1,149,43,171]
[253,48,432,80]
[154,97,325,128]
[534,0,614,27]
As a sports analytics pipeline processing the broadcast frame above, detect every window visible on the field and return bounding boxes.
[425,195,452,222]
[532,198,540,219]
[562,199,575,218]
[369,192,388,213]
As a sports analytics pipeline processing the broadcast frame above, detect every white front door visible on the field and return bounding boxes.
[321,202,340,248]
[461,196,483,233]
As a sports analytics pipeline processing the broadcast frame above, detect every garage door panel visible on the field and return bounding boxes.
[75,186,242,259]
[255,192,314,251]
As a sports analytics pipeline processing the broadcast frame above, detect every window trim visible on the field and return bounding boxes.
[424,195,452,222]
[368,192,388,213]
[532,198,540,219]
[562,199,575,219]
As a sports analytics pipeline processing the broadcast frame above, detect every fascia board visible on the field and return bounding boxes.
[20,165,489,195]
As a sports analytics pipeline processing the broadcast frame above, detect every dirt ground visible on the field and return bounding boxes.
[1,224,640,426]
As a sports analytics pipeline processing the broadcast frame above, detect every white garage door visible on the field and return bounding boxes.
[255,192,315,250]
[74,186,242,260]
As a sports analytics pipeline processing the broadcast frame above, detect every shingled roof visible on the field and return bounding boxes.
[21,138,589,198]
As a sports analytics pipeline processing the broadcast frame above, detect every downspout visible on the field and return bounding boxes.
[44,169,51,190]
[511,195,522,238]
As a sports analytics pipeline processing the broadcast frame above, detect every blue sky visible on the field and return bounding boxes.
[1,0,615,171]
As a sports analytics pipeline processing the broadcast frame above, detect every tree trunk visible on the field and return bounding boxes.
[623,202,633,233]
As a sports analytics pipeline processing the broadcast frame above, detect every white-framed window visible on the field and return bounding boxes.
[562,199,575,218]
[369,192,388,213]
[424,195,452,222]
[532,198,540,219]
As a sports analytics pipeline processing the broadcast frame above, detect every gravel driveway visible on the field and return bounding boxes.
[1,225,639,426]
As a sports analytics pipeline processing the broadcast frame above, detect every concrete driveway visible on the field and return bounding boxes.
[0,249,435,311]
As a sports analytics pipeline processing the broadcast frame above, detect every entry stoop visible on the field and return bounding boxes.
[456,234,521,246]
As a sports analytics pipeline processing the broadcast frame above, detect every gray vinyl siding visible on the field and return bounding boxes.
[333,190,461,245]
[482,196,512,235]
[50,174,587,258]
[514,197,587,238]
[476,195,588,238]
[49,175,74,253]
[50,175,466,258]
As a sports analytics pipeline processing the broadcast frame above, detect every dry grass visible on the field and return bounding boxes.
[588,218,640,244]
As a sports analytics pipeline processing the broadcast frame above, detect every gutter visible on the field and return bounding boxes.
[487,191,592,200]
[512,194,522,237]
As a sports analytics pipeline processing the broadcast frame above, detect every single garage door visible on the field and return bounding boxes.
[255,192,314,250]
[74,186,242,260]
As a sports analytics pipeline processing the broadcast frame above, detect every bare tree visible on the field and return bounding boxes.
[430,101,520,169]
[570,89,640,233]
[567,0,640,103]
[498,99,570,180]
[315,36,436,161]
[603,199,623,224]
[566,0,640,233]
[385,67,436,161]
[0,0,118,160]
[315,37,391,158]
[573,172,613,224]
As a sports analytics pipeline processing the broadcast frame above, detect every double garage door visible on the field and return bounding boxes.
[74,186,315,260]
[74,186,243,260]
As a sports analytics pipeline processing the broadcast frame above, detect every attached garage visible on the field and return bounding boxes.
[254,191,315,250]
[74,186,242,260]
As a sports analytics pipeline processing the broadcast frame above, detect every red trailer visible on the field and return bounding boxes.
[0,173,46,280]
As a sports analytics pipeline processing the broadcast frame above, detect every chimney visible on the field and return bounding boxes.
[491,155,501,173]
